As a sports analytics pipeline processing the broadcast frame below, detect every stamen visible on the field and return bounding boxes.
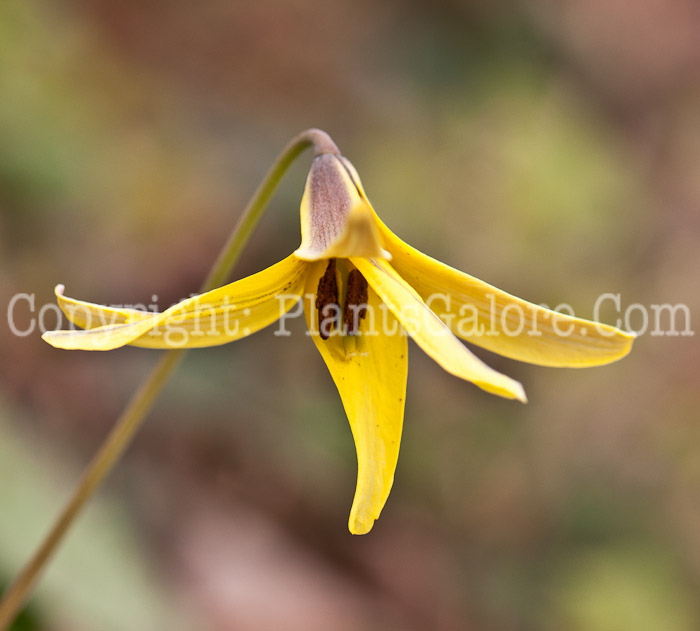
[315,259,339,340]
[343,269,368,335]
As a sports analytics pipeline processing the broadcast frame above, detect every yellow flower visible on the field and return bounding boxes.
[43,151,634,534]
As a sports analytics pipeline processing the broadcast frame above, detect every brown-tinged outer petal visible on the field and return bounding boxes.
[294,154,388,261]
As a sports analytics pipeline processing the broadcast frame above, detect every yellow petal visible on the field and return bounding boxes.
[43,255,308,350]
[372,215,635,367]
[294,154,389,261]
[53,284,155,329]
[304,260,408,535]
[352,257,526,403]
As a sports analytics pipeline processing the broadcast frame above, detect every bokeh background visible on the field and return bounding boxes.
[1,0,699,629]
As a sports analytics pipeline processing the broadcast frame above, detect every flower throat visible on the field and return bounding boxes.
[315,259,368,339]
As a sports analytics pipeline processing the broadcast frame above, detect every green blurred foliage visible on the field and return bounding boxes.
[0,397,196,631]
[548,544,696,631]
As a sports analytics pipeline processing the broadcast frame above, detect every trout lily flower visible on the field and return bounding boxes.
[43,151,634,534]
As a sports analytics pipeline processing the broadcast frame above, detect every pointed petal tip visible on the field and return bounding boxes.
[619,330,636,353]
[55,284,65,296]
[41,330,65,349]
[570,325,636,367]
[513,381,527,404]
[41,330,79,351]
[348,514,375,535]
[608,334,635,364]
[489,378,527,403]
[605,323,637,342]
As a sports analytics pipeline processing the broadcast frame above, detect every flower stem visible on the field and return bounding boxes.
[203,128,338,290]
[0,128,339,630]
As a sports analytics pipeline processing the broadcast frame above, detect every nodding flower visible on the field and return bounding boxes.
[43,149,634,534]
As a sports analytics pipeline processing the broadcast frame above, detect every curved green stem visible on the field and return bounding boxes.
[203,128,338,290]
[0,128,339,630]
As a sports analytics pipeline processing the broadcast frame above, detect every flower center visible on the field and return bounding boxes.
[344,268,368,335]
[315,259,368,339]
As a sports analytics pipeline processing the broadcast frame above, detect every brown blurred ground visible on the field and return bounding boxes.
[1,0,700,629]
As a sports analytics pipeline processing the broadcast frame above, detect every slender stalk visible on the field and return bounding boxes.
[203,128,338,290]
[0,351,185,630]
[0,128,339,630]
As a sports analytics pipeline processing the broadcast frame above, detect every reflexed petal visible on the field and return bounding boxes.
[304,260,408,535]
[352,257,526,402]
[373,214,635,367]
[53,285,154,329]
[294,154,389,261]
[43,255,308,350]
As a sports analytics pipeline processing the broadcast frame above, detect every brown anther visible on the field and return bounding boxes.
[343,269,369,335]
[315,259,339,340]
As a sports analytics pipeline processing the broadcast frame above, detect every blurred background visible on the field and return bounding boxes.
[1,0,699,629]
